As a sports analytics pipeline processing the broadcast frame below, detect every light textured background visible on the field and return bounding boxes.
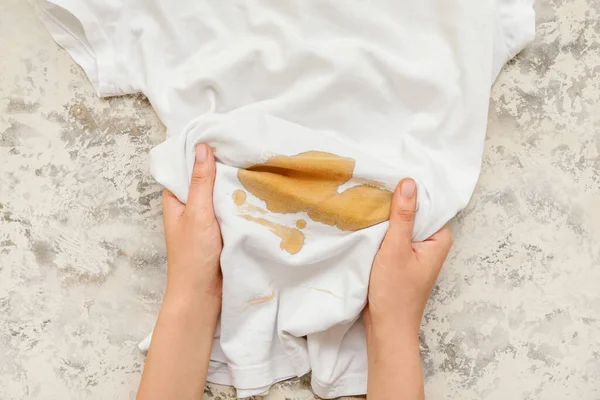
[1,0,599,399]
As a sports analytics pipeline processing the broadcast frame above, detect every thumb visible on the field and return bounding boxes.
[186,143,217,221]
[380,178,417,256]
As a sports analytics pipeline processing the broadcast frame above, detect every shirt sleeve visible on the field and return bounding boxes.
[492,0,536,78]
[39,0,140,97]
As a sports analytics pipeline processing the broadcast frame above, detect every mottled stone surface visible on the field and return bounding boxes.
[1,0,599,399]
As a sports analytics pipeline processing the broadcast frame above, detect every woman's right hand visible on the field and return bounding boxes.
[364,178,453,400]
[365,178,453,335]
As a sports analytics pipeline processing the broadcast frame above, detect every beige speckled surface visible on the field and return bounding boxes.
[1,0,599,399]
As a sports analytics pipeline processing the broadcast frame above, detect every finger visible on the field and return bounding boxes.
[162,189,185,230]
[186,143,217,221]
[380,178,417,256]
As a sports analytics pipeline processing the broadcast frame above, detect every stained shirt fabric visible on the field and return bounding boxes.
[40,0,535,397]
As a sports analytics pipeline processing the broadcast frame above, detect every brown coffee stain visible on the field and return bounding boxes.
[232,190,247,205]
[247,289,275,305]
[237,151,392,231]
[232,190,268,214]
[356,178,388,189]
[296,219,307,229]
[314,288,339,298]
[240,215,304,255]
[244,203,267,214]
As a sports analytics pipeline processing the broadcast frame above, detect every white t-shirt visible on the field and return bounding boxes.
[40,0,535,397]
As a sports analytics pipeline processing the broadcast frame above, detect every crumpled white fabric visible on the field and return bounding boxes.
[39,0,535,397]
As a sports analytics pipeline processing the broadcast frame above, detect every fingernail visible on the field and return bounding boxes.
[195,144,207,162]
[400,179,416,198]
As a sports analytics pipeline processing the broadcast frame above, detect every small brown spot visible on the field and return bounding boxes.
[70,104,97,130]
[296,219,307,229]
[232,190,247,205]
[314,288,339,298]
[248,289,275,305]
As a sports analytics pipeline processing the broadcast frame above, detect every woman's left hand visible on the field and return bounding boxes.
[162,143,223,301]
[137,144,223,400]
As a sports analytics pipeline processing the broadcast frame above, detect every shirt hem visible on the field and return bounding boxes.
[311,372,367,399]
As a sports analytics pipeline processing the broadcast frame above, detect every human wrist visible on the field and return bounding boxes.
[366,310,421,341]
[165,259,222,297]
[163,281,221,318]
[366,318,420,362]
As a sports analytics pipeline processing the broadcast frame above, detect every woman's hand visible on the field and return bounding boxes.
[364,178,453,400]
[162,143,222,302]
[365,178,453,334]
[137,144,223,400]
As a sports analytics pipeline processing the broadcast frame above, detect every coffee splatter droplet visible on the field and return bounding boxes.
[247,289,275,305]
[232,190,247,205]
[296,219,307,229]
